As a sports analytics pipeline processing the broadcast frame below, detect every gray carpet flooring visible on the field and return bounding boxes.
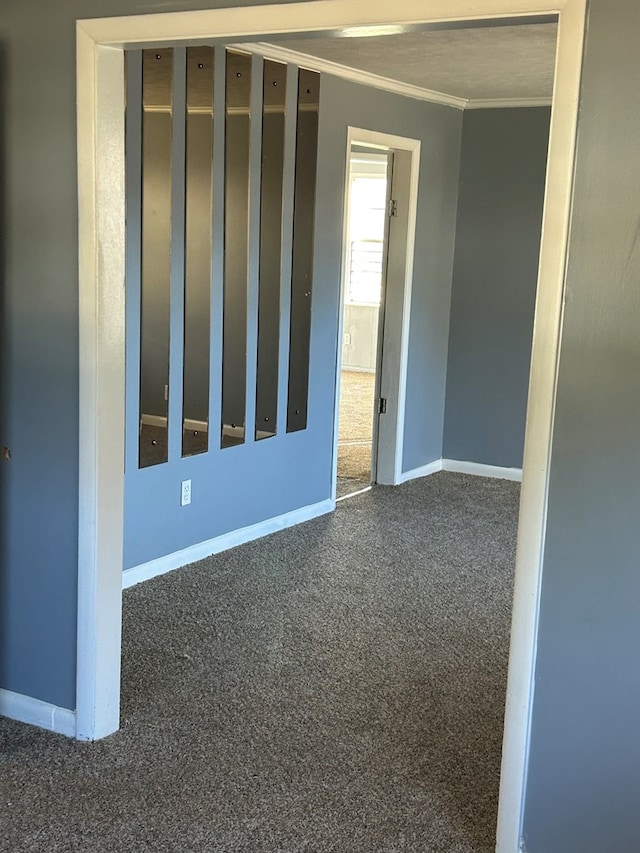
[0,473,519,852]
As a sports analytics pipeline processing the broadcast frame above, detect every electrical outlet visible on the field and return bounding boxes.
[344,332,351,346]
[180,479,191,506]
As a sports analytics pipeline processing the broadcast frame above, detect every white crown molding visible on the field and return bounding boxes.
[466,96,552,109]
[231,41,468,110]
[232,42,552,111]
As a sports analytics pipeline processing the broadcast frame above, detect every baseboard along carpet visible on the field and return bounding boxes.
[0,472,519,852]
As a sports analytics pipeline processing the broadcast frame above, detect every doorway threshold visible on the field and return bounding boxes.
[336,484,372,503]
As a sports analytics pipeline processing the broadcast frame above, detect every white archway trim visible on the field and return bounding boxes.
[75,4,587,852]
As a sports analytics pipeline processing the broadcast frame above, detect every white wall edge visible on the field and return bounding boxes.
[397,458,443,483]
[390,135,421,487]
[442,459,523,481]
[123,498,335,589]
[0,689,77,739]
[496,1,587,849]
[232,41,467,110]
[76,30,125,743]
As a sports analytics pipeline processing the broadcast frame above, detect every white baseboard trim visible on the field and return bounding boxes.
[0,688,76,737]
[442,459,523,481]
[397,458,443,483]
[123,498,335,589]
[398,458,523,483]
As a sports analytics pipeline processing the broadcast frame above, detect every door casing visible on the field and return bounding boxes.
[76,4,587,851]
[332,129,421,500]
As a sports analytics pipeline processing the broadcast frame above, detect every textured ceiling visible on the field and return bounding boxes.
[273,23,558,102]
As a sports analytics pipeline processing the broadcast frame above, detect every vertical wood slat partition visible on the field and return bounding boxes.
[208,46,227,451]
[221,49,252,447]
[182,46,214,457]
[128,46,320,467]
[139,48,174,467]
[276,65,300,438]
[243,55,264,448]
[124,52,142,476]
[167,48,187,463]
[287,69,320,433]
[256,59,287,440]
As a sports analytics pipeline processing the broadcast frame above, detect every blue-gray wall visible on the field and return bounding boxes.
[0,0,317,717]
[6,4,639,848]
[522,1,640,849]
[124,70,462,568]
[444,107,550,469]
[0,0,461,712]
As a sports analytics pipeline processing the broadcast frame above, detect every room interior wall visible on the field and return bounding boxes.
[0,0,323,717]
[522,1,640,849]
[443,107,551,470]
[124,67,463,570]
[4,5,637,849]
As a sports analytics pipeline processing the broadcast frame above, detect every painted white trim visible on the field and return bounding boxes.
[398,458,523,483]
[0,689,76,738]
[397,458,443,483]
[75,5,585,852]
[466,96,553,110]
[388,139,420,487]
[331,128,420,501]
[332,143,359,504]
[123,498,334,589]
[76,32,125,743]
[233,41,467,110]
[78,2,569,46]
[442,459,523,481]
[497,1,587,850]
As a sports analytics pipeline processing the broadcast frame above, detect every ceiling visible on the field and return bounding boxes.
[266,22,558,106]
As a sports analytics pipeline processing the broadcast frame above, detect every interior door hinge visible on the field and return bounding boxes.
[387,198,398,217]
[378,397,387,414]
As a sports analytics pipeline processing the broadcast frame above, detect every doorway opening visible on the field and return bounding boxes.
[331,127,421,501]
[76,6,586,851]
[337,148,390,499]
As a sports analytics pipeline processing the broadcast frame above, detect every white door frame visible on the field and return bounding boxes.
[76,2,586,850]
[332,129,420,500]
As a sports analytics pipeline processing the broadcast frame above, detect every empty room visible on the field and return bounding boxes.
[3,2,639,852]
